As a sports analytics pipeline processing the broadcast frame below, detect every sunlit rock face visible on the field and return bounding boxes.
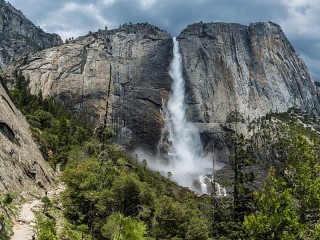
[0,80,55,193]
[0,0,62,69]
[178,21,320,161]
[178,21,320,124]
[6,21,320,157]
[7,23,173,152]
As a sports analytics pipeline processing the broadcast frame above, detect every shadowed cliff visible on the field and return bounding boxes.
[0,0,62,69]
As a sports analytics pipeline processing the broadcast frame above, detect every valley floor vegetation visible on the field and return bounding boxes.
[1,72,320,239]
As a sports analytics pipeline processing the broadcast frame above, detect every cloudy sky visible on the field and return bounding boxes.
[9,0,320,81]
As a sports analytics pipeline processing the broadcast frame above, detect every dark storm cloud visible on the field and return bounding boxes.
[84,0,288,36]
[6,0,288,36]
[8,0,320,81]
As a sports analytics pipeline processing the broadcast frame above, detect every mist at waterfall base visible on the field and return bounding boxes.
[134,37,225,194]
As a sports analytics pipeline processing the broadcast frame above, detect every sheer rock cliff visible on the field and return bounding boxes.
[0,0,62,69]
[178,22,320,161]
[178,22,320,124]
[7,23,173,151]
[5,22,320,159]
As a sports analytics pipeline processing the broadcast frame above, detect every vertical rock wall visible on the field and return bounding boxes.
[178,22,320,125]
[7,24,173,151]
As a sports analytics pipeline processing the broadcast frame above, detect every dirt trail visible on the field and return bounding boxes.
[11,184,65,240]
[11,199,42,240]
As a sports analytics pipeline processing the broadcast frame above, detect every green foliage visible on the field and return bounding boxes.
[210,133,257,238]
[26,114,42,129]
[73,126,90,145]
[4,71,212,239]
[61,149,210,239]
[0,214,11,240]
[34,109,54,130]
[244,114,320,239]
[2,195,13,206]
[96,126,115,145]
[0,194,16,239]
[111,173,155,217]
[7,72,94,168]
[152,196,209,239]
[228,134,255,221]
[58,220,91,240]
[0,194,17,217]
[244,168,300,239]
[41,196,52,214]
[38,130,59,153]
[101,213,148,240]
[152,196,187,238]
[285,134,320,224]
[36,213,57,240]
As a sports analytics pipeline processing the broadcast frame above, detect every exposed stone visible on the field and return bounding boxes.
[5,21,320,159]
[0,79,54,193]
[178,22,320,124]
[0,0,62,69]
[178,21,320,162]
[6,23,173,152]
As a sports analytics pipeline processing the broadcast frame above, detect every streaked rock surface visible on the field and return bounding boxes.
[0,80,54,192]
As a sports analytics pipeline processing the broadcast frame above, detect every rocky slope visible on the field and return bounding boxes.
[0,79,54,193]
[0,0,62,69]
[5,22,320,159]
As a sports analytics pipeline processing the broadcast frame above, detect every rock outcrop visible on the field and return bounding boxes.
[7,23,173,151]
[177,22,320,161]
[5,21,320,158]
[0,0,62,68]
[178,22,320,124]
[0,79,54,193]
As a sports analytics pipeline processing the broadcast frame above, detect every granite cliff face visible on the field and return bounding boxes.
[0,0,62,68]
[177,22,320,160]
[7,23,172,151]
[0,79,54,193]
[6,22,320,158]
[178,22,320,125]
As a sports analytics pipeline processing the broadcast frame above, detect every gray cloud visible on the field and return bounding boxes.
[8,0,320,81]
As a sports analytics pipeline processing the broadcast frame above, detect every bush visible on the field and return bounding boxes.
[102,213,148,240]
[36,213,57,240]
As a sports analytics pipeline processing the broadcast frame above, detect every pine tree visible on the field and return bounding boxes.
[244,125,320,239]
[229,134,255,221]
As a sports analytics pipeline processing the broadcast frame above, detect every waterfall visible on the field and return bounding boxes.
[162,37,212,190]
[167,38,204,166]
[135,37,225,194]
[199,175,208,194]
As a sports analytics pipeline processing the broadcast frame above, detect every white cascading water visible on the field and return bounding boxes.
[199,175,208,194]
[164,37,212,189]
[135,37,226,194]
